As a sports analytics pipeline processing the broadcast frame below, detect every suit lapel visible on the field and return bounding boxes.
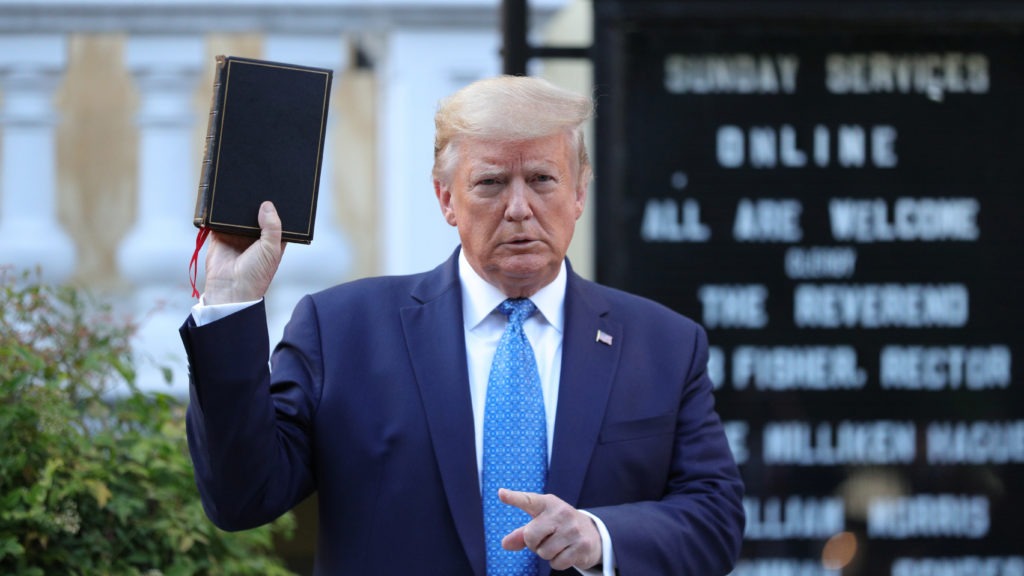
[546,271,621,509]
[400,251,487,576]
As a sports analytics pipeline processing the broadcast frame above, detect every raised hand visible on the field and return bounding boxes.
[203,201,286,305]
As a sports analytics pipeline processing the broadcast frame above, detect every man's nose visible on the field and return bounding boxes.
[504,179,533,221]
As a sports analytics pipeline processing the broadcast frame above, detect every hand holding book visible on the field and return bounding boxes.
[189,55,333,298]
[202,201,285,305]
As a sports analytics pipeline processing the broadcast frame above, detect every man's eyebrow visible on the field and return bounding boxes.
[523,160,561,172]
[471,161,503,169]
[468,165,505,176]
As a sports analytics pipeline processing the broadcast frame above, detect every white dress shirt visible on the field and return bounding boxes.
[457,252,615,576]
[191,255,616,574]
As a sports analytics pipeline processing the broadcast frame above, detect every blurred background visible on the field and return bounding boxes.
[0,0,593,394]
[1,1,1022,574]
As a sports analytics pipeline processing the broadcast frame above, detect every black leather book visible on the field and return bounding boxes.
[193,55,333,244]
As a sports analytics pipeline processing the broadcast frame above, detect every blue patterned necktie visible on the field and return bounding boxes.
[482,298,547,576]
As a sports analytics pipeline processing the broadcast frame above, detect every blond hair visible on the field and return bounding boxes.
[432,75,593,185]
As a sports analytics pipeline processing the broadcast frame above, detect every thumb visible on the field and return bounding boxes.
[257,201,283,248]
[256,200,286,265]
[238,201,285,299]
[502,526,527,551]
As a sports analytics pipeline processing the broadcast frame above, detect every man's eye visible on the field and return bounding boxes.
[533,174,556,184]
[477,178,500,186]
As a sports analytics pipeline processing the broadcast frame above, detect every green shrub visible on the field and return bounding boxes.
[0,269,296,575]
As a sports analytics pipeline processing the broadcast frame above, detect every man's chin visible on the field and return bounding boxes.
[486,256,560,294]
[497,253,551,276]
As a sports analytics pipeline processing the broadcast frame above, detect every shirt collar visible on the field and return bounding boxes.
[459,249,566,333]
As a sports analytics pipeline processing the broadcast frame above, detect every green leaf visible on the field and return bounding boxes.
[0,536,25,561]
[84,480,112,509]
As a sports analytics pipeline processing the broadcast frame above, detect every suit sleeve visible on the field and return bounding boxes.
[585,325,745,575]
[180,297,322,531]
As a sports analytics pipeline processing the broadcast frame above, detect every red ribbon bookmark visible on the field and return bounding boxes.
[189,226,211,299]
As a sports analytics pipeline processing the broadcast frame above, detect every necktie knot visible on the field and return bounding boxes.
[499,298,536,327]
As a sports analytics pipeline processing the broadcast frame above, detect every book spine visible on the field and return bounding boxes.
[194,55,228,227]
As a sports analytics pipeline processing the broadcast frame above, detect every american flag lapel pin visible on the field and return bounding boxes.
[596,330,613,346]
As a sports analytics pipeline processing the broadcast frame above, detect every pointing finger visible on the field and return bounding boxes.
[499,489,547,518]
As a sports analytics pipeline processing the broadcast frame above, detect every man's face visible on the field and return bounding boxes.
[435,132,586,298]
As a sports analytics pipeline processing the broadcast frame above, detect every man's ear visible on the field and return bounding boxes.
[434,179,458,227]
[573,172,589,221]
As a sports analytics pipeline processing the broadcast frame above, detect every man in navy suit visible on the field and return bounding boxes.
[181,75,744,575]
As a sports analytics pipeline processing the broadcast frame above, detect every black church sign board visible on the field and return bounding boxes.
[591,1,1024,574]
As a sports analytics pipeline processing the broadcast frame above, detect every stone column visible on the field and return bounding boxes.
[0,34,75,282]
[118,35,204,394]
[263,34,352,342]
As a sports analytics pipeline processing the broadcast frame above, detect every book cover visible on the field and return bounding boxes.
[194,55,333,244]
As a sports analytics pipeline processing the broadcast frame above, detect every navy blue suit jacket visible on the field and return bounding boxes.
[180,250,744,575]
